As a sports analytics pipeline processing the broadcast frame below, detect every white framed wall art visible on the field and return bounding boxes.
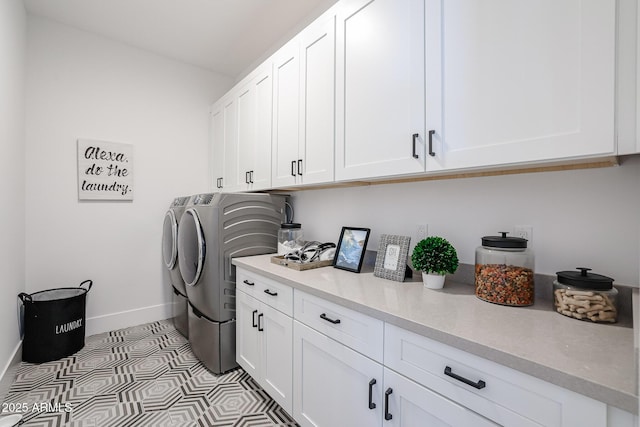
[77,139,134,201]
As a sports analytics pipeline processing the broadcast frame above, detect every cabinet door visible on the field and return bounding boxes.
[210,103,224,191]
[236,65,273,192]
[221,94,242,192]
[261,303,293,414]
[251,68,273,190]
[237,82,255,191]
[383,368,497,427]
[293,321,383,427]
[236,290,260,379]
[272,39,301,187]
[335,0,426,181]
[299,13,336,185]
[426,0,616,171]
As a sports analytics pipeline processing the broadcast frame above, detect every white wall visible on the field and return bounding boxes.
[292,157,640,286]
[0,0,26,393]
[25,16,233,334]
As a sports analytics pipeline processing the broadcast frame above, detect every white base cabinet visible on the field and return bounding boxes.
[385,323,609,427]
[235,270,293,415]
[293,320,383,427]
[236,269,636,427]
[383,368,496,427]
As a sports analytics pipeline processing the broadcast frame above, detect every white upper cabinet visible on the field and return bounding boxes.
[272,39,302,187]
[213,0,623,189]
[221,93,241,192]
[210,102,224,191]
[211,63,273,193]
[237,63,273,191]
[425,0,617,171]
[299,13,336,185]
[272,11,337,187]
[335,0,426,181]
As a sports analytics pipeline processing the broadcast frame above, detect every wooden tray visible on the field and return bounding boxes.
[270,255,332,271]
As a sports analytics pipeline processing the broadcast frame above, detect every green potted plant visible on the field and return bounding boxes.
[411,236,459,289]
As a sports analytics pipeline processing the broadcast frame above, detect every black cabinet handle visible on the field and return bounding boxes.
[297,159,303,176]
[249,171,254,183]
[444,366,486,389]
[243,279,254,286]
[245,171,250,184]
[368,379,377,409]
[264,289,278,297]
[291,160,296,177]
[384,388,393,420]
[258,313,264,331]
[412,133,419,159]
[216,177,223,188]
[428,129,436,157]
[320,313,341,324]
[252,310,258,328]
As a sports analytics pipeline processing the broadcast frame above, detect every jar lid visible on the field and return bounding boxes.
[481,231,527,249]
[556,267,614,290]
[280,222,301,229]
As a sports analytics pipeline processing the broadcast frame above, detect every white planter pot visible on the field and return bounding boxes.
[422,272,446,289]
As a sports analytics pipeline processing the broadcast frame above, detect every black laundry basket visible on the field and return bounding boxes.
[18,280,93,363]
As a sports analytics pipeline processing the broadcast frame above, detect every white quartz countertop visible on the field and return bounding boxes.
[233,254,638,414]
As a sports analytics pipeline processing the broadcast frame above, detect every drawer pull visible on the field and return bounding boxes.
[444,366,486,390]
[384,388,393,420]
[258,313,264,331]
[320,313,341,324]
[243,279,255,286]
[264,289,278,297]
[252,310,258,328]
[368,379,377,409]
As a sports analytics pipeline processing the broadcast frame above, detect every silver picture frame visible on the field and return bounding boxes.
[374,234,411,282]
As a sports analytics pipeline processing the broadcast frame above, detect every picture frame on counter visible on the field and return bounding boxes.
[374,234,411,282]
[333,226,370,273]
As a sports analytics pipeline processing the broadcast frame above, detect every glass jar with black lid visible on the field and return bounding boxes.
[553,268,617,323]
[475,232,535,306]
[277,223,304,255]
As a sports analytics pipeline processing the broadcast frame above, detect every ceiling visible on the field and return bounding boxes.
[23,0,338,78]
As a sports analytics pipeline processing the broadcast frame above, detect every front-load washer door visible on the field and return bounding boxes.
[162,210,178,270]
[178,208,206,287]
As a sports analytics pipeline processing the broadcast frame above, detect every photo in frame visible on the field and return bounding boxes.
[374,234,411,282]
[332,227,371,273]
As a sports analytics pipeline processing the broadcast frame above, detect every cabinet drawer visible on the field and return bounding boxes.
[236,269,293,316]
[294,290,383,363]
[384,324,606,427]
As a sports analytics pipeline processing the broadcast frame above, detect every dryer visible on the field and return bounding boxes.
[162,196,191,337]
[178,192,285,374]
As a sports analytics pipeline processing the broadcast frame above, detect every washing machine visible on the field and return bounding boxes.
[177,192,285,374]
[162,196,191,337]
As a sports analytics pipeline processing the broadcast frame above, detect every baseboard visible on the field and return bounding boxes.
[0,340,22,402]
[85,303,173,337]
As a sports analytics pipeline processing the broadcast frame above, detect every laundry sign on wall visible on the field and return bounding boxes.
[77,139,133,200]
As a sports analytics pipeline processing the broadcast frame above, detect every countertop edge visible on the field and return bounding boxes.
[233,257,639,414]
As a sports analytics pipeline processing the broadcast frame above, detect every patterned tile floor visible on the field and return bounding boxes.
[2,320,298,426]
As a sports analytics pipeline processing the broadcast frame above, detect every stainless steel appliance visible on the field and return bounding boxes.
[162,196,191,337]
[177,192,285,373]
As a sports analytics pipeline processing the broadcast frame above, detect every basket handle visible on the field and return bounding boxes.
[79,280,93,292]
[18,293,32,304]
